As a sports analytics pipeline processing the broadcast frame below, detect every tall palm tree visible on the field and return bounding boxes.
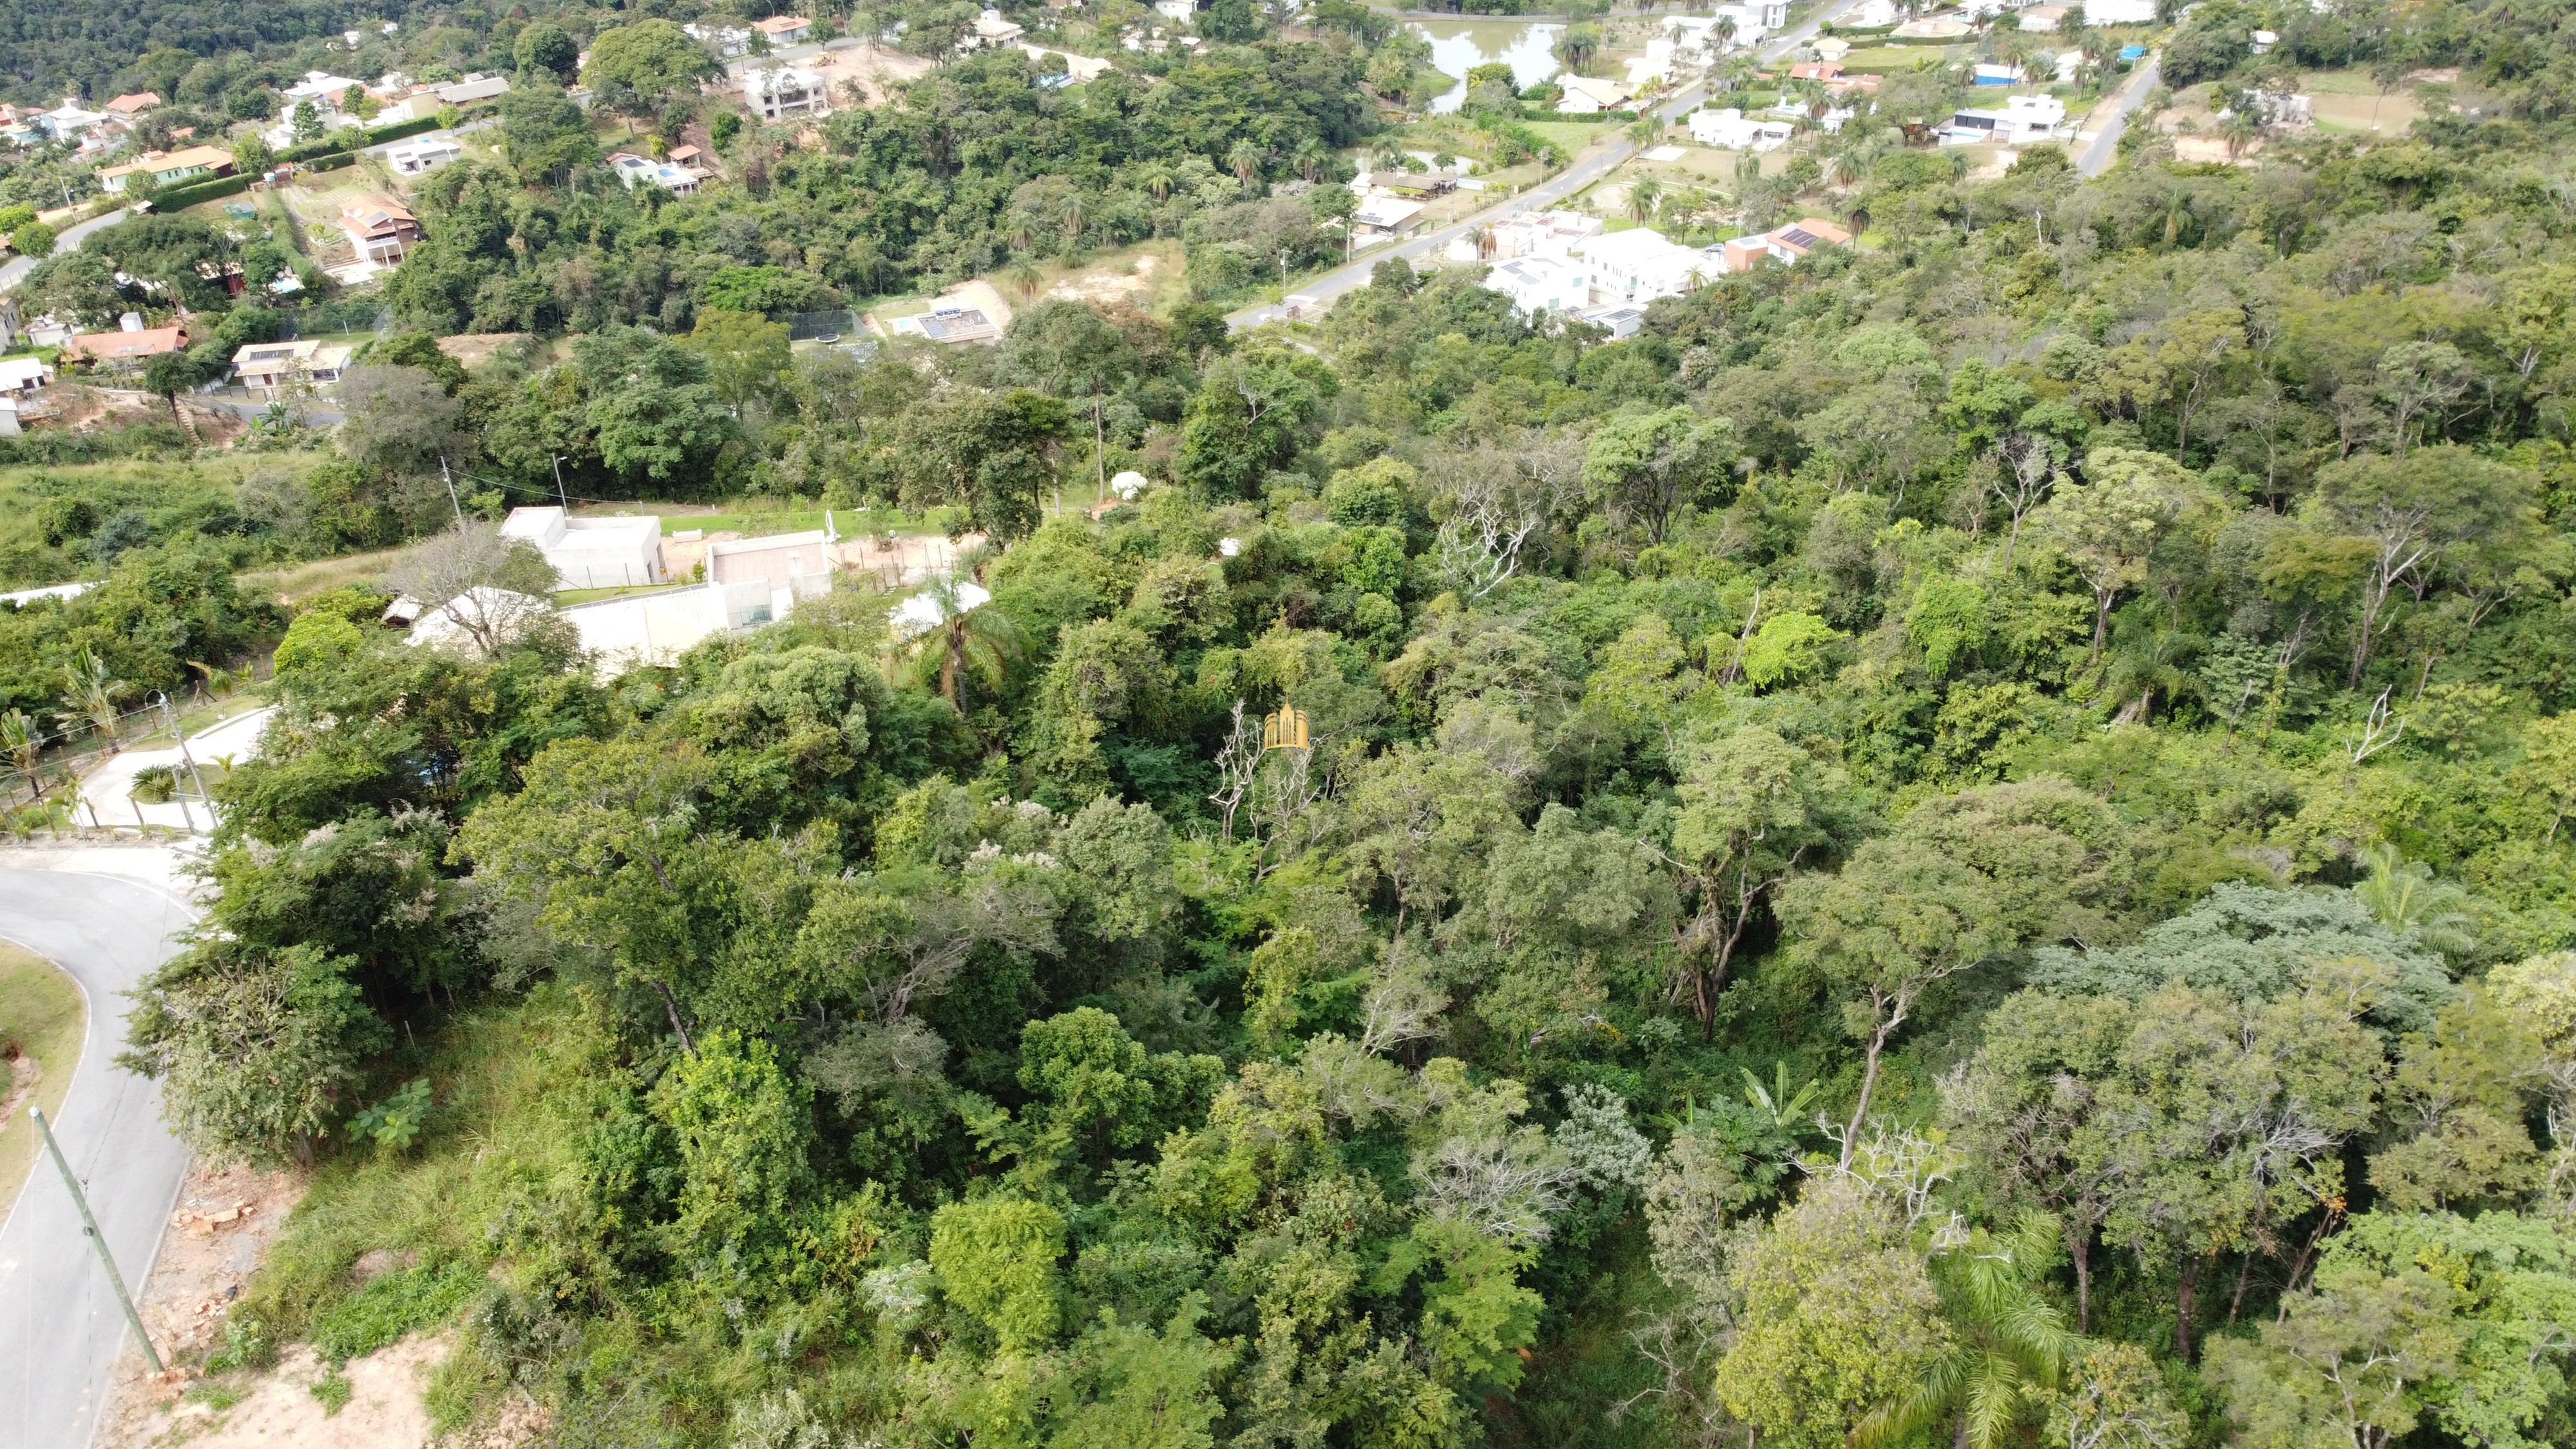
[1061,191,1090,245]
[1139,160,1175,202]
[901,573,1024,710]
[1226,139,1265,191]
[1,710,43,802]
[1852,1213,2081,1449]
[64,649,127,755]
[1627,176,1665,225]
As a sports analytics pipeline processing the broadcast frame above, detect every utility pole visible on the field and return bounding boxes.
[551,453,568,509]
[439,453,462,524]
[31,1106,164,1374]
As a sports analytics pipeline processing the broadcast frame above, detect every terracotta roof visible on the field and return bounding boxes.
[753,14,810,31]
[104,91,163,115]
[65,325,189,361]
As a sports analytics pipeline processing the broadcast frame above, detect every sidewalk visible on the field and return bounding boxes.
[73,707,272,835]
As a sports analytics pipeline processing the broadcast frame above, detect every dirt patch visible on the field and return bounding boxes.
[1048,249,1167,307]
[94,1160,307,1448]
[433,334,532,369]
[802,41,937,108]
[141,1336,448,1449]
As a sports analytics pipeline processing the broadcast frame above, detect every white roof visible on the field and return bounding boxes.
[1353,196,1426,229]
[0,357,49,386]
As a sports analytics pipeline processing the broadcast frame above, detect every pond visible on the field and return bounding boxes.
[1409,17,1565,113]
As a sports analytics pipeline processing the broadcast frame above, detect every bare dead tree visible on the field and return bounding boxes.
[1207,699,1261,841]
[387,521,561,656]
[1990,432,2063,571]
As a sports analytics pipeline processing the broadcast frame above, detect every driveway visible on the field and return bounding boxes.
[0,207,134,294]
[1229,0,1867,328]
[0,866,196,1449]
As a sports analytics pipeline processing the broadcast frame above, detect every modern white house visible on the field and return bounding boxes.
[1944,93,2068,143]
[1484,255,1594,319]
[383,136,463,175]
[607,151,703,193]
[1581,227,1720,305]
[964,8,1027,48]
[705,529,838,625]
[500,506,669,589]
[1489,209,1605,260]
[685,22,757,57]
[1690,106,1794,150]
[2080,0,2157,22]
[231,338,354,392]
[1842,0,1902,27]
[741,63,830,121]
[0,357,51,393]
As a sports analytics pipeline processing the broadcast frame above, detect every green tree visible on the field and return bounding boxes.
[930,1195,1067,1352]
[120,940,382,1167]
[1666,724,1866,1032]
[8,221,55,260]
[2031,446,2199,664]
[682,308,792,419]
[582,19,720,115]
[513,21,580,81]
[2307,446,2542,687]
[1581,406,1738,546]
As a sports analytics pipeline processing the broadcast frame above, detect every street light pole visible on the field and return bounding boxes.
[30,1106,164,1374]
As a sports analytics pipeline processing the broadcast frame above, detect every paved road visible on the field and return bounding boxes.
[2078,50,2161,177]
[1230,0,1864,328]
[0,207,134,294]
[0,871,196,1449]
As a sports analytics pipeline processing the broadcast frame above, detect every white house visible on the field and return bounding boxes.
[1843,0,1901,27]
[754,15,815,46]
[1556,75,1638,113]
[1351,194,1427,238]
[384,136,463,175]
[685,22,756,57]
[1690,106,1793,150]
[1945,93,2067,142]
[705,529,838,625]
[2079,0,2158,22]
[36,98,111,142]
[500,506,669,589]
[1153,0,1197,22]
[1581,305,1646,339]
[741,63,830,120]
[0,356,50,393]
[1717,0,1789,32]
[1489,209,1605,259]
[434,73,511,104]
[964,8,1027,47]
[1484,255,1593,318]
[1581,227,1719,305]
[282,71,365,103]
[231,339,354,392]
[607,152,703,193]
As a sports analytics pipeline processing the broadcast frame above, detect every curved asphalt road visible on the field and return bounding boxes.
[0,870,195,1449]
[0,207,134,295]
[1230,0,1865,328]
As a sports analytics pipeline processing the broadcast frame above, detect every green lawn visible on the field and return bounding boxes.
[556,583,689,606]
[0,945,86,1220]
[653,505,967,538]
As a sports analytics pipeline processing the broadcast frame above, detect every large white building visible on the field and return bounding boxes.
[741,64,830,121]
[2081,0,2158,21]
[500,506,669,589]
[1583,227,1721,305]
[1489,209,1604,260]
[1484,255,1594,318]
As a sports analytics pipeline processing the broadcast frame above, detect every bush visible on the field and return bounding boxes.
[149,173,253,212]
[309,1259,482,1365]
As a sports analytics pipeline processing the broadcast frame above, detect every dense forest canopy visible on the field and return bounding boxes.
[3,0,2575,1447]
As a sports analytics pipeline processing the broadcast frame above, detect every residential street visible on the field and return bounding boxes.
[0,207,133,294]
[2078,48,2162,176]
[1228,0,1867,330]
[0,868,196,1449]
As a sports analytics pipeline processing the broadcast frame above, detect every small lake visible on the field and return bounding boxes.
[1410,18,1565,113]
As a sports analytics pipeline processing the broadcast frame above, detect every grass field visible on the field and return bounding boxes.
[0,944,86,1220]
[234,545,407,605]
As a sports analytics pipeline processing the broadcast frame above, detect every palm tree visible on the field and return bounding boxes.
[1715,14,1737,51]
[1139,160,1176,202]
[1853,1213,2082,1449]
[1294,140,1327,182]
[64,649,128,755]
[2356,843,2477,958]
[1061,191,1090,245]
[1,710,43,802]
[900,573,1024,710]
[1005,257,1045,301]
[1226,139,1265,191]
[1627,176,1665,225]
